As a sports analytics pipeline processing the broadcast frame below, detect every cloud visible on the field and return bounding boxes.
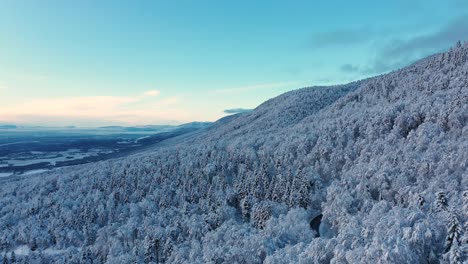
[382,17,468,59]
[454,0,468,8]
[213,82,297,94]
[335,16,468,76]
[361,61,403,75]
[3,96,138,116]
[308,28,374,49]
[223,108,253,114]
[143,90,160,96]
[156,96,180,107]
[0,93,192,126]
[340,64,360,73]
[365,15,468,74]
[284,67,303,76]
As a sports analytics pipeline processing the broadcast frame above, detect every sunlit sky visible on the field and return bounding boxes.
[0,0,467,127]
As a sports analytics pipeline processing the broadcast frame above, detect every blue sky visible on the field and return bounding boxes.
[0,0,467,126]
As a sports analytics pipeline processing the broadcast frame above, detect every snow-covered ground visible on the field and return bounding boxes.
[0,141,40,147]
[0,172,12,177]
[1,245,71,257]
[0,148,114,167]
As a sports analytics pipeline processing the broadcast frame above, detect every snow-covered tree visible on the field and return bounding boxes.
[0,42,466,262]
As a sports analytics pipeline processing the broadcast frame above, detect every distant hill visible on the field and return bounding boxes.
[0,122,212,133]
[0,125,17,129]
[98,125,174,132]
[98,122,212,132]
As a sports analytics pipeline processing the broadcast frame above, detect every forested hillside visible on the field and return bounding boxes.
[0,43,467,263]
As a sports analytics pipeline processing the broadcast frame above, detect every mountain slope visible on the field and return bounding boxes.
[0,43,467,263]
[200,81,362,141]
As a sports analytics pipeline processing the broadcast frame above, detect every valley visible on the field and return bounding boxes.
[0,123,211,178]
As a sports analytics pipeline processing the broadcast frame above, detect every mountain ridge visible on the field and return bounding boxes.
[0,42,466,263]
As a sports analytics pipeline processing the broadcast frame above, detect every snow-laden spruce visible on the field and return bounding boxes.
[0,42,467,263]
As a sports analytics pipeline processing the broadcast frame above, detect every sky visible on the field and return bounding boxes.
[0,0,467,127]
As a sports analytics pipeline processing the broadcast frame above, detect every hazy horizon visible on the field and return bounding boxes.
[1,0,467,126]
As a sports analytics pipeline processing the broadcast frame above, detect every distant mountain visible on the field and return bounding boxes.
[98,125,174,132]
[0,125,17,129]
[0,43,466,263]
[98,122,212,132]
[0,122,212,134]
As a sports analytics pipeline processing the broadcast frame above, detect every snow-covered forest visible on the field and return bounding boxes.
[0,42,467,263]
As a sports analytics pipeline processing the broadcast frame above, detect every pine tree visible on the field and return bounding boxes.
[449,242,462,264]
[2,254,7,264]
[461,191,468,262]
[463,190,468,212]
[81,247,93,264]
[443,239,462,264]
[251,202,271,229]
[132,246,142,264]
[417,194,425,208]
[10,252,15,264]
[83,226,95,246]
[29,238,37,252]
[99,254,107,264]
[143,235,154,263]
[162,237,173,262]
[154,239,160,263]
[435,191,447,212]
[240,196,253,221]
[37,250,45,264]
[444,210,462,264]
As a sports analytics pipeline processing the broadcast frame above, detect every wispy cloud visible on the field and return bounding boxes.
[340,64,360,73]
[157,96,180,106]
[213,82,298,94]
[336,16,468,75]
[284,67,303,76]
[308,27,375,49]
[143,90,160,96]
[454,0,468,7]
[223,108,253,114]
[0,92,189,126]
[373,16,468,69]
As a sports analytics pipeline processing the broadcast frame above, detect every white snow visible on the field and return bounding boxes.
[0,42,466,263]
[0,172,12,177]
[22,169,49,175]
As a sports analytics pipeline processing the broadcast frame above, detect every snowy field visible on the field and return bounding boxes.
[0,123,210,177]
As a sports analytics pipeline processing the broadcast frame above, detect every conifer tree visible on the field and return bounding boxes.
[143,235,154,263]
[435,191,447,212]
